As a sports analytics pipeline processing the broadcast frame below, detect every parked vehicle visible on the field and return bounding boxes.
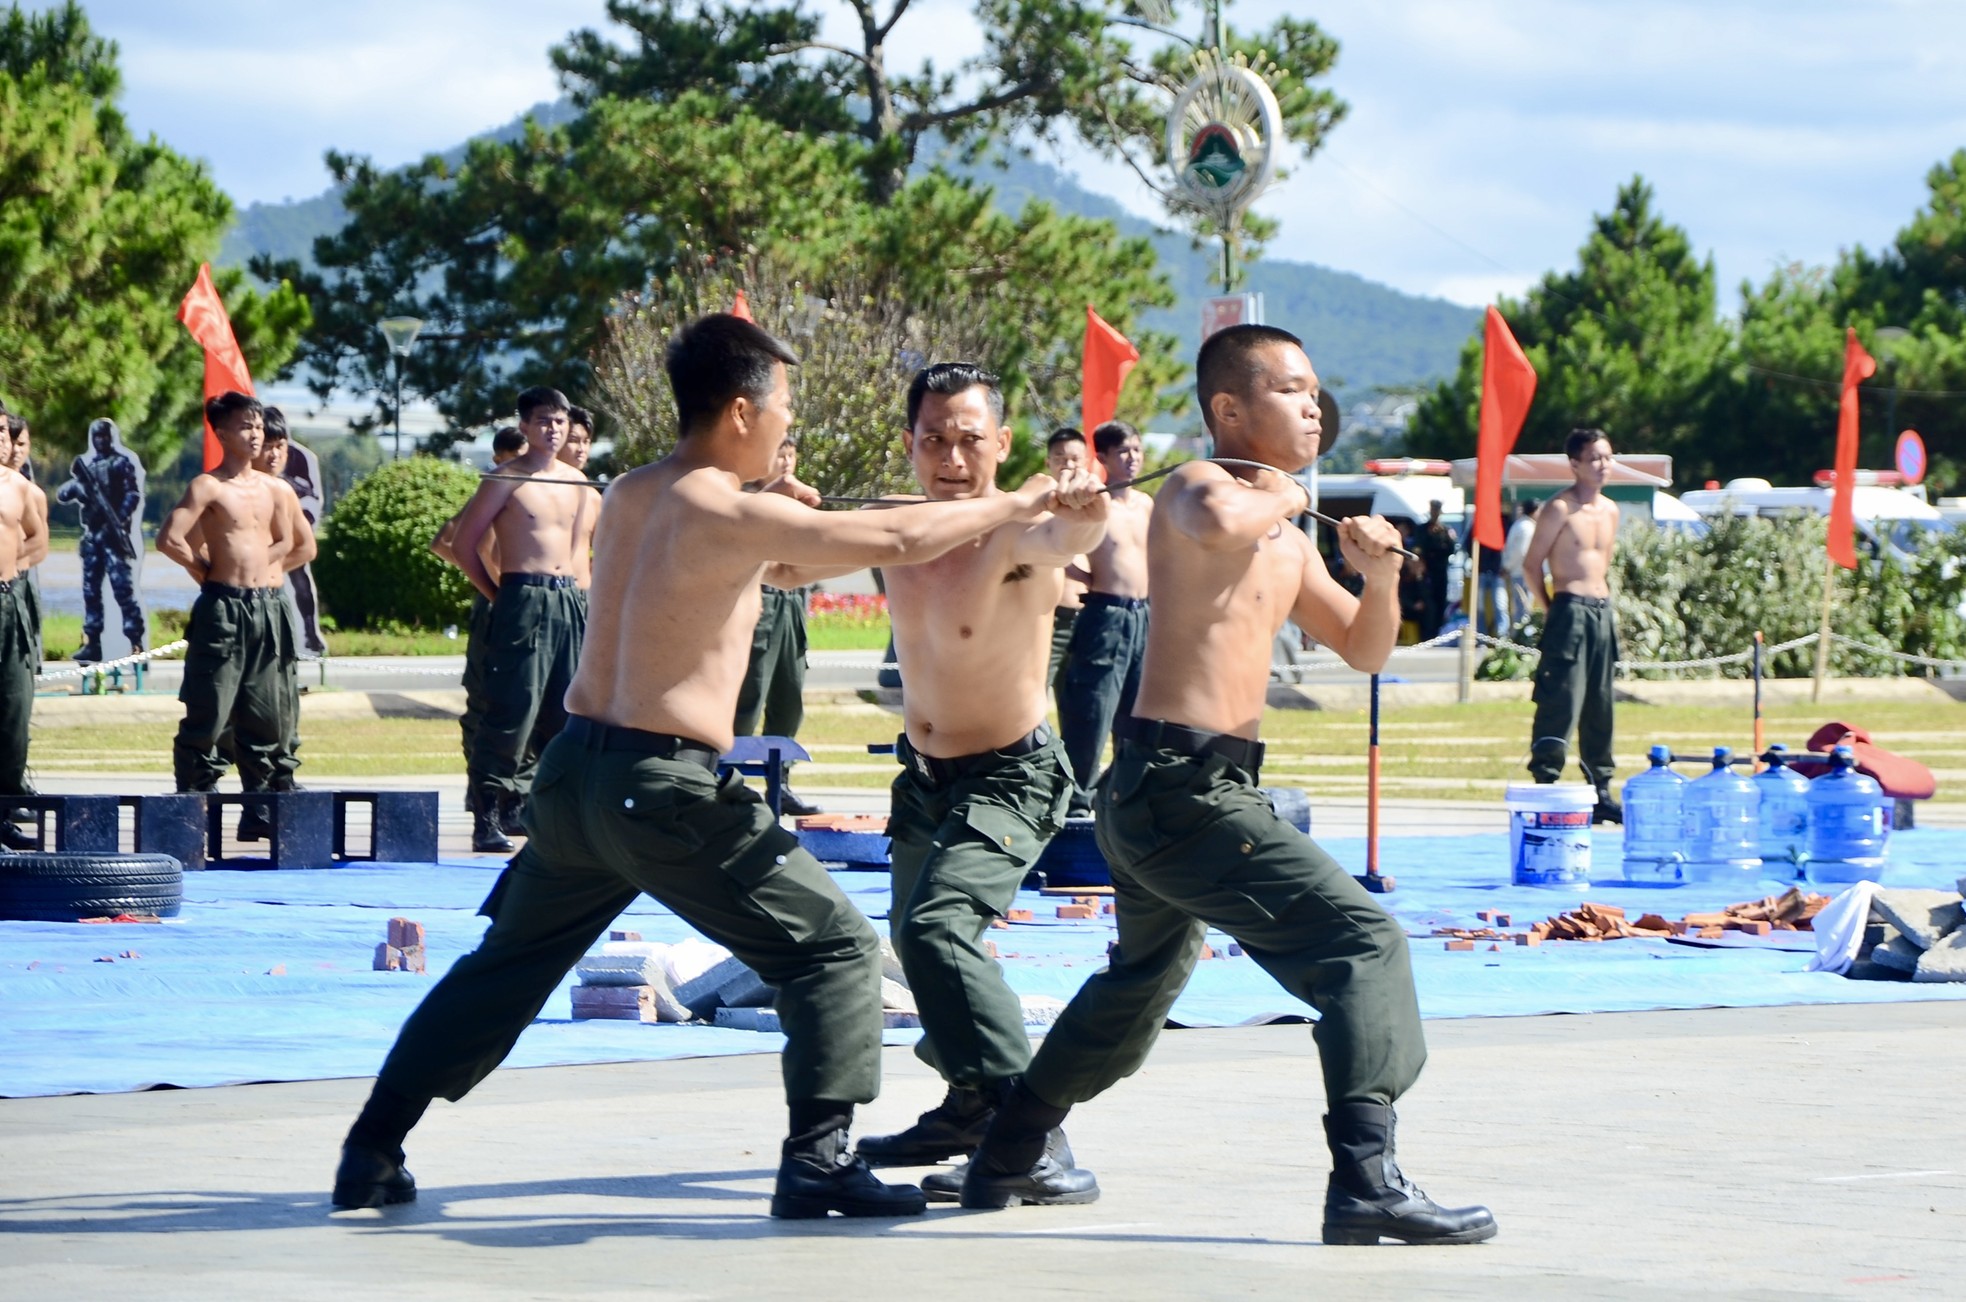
[1677,477,1952,561]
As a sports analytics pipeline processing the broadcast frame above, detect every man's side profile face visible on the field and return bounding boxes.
[731,361,795,483]
[905,385,1008,501]
[1046,438,1086,479]
[1570,437,1614,489]
[1210,342,1322,474]
[520,405,570,458]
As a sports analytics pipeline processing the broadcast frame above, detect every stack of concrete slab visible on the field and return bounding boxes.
[1851,882,1966,982]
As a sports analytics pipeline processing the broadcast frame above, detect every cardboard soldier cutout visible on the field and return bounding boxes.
[281,432,329,658]
[56,418,146,663]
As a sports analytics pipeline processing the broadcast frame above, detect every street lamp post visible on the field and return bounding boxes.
[1875,325,1910,444]
[377,316,426,458]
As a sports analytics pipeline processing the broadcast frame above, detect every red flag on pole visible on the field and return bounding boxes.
[1081,305,1139,436]
[177,263,254,471]
[731,290,754,322]
[1474,307,1537,550]
[1826,327,1877,570]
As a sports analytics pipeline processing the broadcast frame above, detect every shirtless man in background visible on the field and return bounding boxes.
[334,313,1061,1221]
[1057,419,1153,812]
[447,388,600,851]
[0,402,49,829]
[1522,427,1622,823]
[840,365,1106,1186]
[159,392,314,805]
[1044,428,1090,698]
[3,415,48,675]
[958,325,1496,1247]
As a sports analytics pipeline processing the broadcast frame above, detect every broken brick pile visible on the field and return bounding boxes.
[372,918,427,973]
[1433,888,1831,950]
[1852,879,1966,982]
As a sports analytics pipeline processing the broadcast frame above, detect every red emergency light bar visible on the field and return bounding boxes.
[1364,458,1453,476]
[1812,469,1905,488]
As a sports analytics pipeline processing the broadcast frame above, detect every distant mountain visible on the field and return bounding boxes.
[218,104,1477,407]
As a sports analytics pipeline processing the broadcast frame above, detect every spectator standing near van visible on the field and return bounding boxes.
[1502,501,1538,627]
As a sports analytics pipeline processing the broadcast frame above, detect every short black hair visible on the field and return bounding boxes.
[905,362,1005,432]
[7,414,25,438]
[664,313,800,436]
[1565,427,1612,460]
[568,405,595,434]
[516,386,570,421]
[491,425,526,456]
[1092,420,1139,455]
[1195,324,1305,434]
[206,390,263,431]
[1045,426,1085,451]
[261,407,289,442]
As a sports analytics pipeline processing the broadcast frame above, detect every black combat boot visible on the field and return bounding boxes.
[332,1081,427,1209]
[1592,788,1623,825]
[771,1105,927,1219]
[497,793,528,838]
[75,635,102,664]
[471,792,514,853]
[923,1125,1077,1202]
[959,1081,1099,1209]
[856,1085,994,1167]
[237,798,274,844]
[1321,1101,1497,1245]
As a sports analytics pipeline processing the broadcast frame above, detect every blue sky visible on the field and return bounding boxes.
[74,0,1966,309]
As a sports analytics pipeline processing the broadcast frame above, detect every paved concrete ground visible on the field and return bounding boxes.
[2,1003,1962,1299]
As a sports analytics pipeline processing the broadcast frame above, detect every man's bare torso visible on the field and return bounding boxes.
[886,522,1065,757]
[192,471,286,588]
[564,464,770,751]
[1085,490,1151,598]
[490,460,595,577]
[1542,489,1618,599]
[1132,491,1312,741]
[0,470,29,580]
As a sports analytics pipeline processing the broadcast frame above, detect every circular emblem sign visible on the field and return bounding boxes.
[1166,54,1284,228]
[1896,429,1926,485]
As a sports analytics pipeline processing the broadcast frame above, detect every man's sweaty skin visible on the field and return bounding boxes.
[1,426,48,575]
[1048,437,1091,610]
[563,361,1061,753]
[448,406,598,600]
[559,419,601,589]
[1132,341,1403,740]
[882,387,1108,758]
[1522,436,1618,608]
[1081,430,1151,599]
[158,410,314,587]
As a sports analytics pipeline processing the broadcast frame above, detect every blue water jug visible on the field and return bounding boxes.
[1753,744,1811,876]
[1620,745,1687,883]
[1804,745,1888,883]
[1683,746,1761,880]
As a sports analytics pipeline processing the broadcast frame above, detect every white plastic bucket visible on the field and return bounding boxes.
[1505,783,1594,889]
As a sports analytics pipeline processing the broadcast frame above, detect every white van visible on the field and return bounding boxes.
[1678,478,1952,560]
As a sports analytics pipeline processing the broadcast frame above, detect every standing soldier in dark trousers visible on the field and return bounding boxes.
[1,401,50,847]
[1522,428,1622,824]
[448,388,600,853]
[822,365,1107,1184]
[246,416,308,803]
[1417,499,1456,640]
[157,394,315,830]
[433,427,526,831]
[1057,420,1153,813]
[1042,427,1090,698]
[735,437,818,814]
[332,313,1062,1219]
[960,325,1496,1246]
[57,418,146,663]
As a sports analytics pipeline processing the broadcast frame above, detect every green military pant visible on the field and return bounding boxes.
[468,575,584,811]
[1528,593,1618,792]
[0,578,34,794]
[173,584,296,793]
[378,719,885,1106]
[1058,595,1148,811]
[1023,739,1427,1112]
[887,729,1074,1089]
[457,592,493,763]
[1046,605,1078,694]
[734,585,806,737]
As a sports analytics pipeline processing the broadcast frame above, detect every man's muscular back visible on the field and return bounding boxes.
[885,525,1066,756]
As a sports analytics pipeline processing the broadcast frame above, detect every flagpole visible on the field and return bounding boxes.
[1458,540,1479,703]
[1812,561,1834,703]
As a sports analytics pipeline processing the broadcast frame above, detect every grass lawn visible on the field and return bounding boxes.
[39,695,1961,796]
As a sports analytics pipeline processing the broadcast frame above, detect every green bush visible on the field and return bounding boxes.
[313,457,480,630]
[1477,516,1966,680]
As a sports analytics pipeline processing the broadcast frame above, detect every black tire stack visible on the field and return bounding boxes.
[0,853,184,922]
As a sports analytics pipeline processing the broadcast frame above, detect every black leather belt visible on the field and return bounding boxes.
[1551,593,1610,609]
[502,572,578,589]
[1083,592,1149,610]
[899,724,1052,786]
[1118,717,1265,772]
[564,715,720,770]
[200,581,278,600]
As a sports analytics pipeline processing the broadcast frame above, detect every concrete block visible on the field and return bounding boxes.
[715,1007,780,1033]
[1871,934,1923,973]
[1019,995,1067,1027]
[880,977,917,1014]
[387,917,424,949]
[717,965,777,1009]
[372,942,400,971]
[573,985,672,1021]
[1913,930,1966,982]
[399,945,427,975]
[576,952,669,987]
[877,936,908,985]
[1872,889,1966,950]
[672,954,753,1016]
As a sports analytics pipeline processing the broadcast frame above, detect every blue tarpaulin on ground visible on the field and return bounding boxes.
[4,827,1964,1097]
